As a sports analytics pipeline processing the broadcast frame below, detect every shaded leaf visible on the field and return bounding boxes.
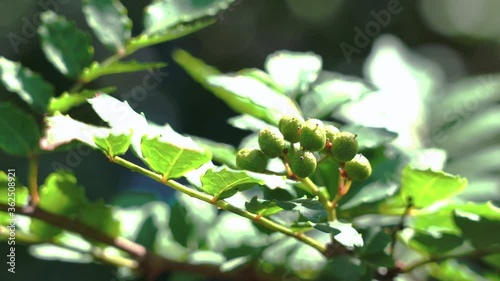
[201,166,264,200]
[317,256,370,281]
[0,57,54,113]
[77,199,120,239]
[81,60,167,83]
[30,171,89,239]
[408,231,463,255]
[141,135,211,179]
[47,87,116,114]
[340,181,398,211]
[83,0,132,52]
[453,202,500,248]
[38,11,94,79]
[144,0,235,35]
[0,103,40,156]
[245,196,283,217]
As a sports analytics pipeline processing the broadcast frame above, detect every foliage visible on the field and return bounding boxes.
[0,1,499,281]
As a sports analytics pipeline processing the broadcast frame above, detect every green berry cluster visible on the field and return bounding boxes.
[235,115,372,182]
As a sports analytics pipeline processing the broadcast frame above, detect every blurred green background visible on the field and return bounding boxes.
[0,0,499,280]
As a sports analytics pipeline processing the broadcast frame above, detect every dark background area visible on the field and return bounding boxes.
[0,0,499,280]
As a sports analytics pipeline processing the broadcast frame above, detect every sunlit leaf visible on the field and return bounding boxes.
[47,87,116,114]
[0,103,40,156]
[173,49,301,125]
[227,114,271,132]
[141,135,211,179]
[0,171,29,206]
[93,131,132,157]
[314,220,363,248]
[38,11,93,79]
[0,57,54,113]
[264,50,322,96]
[408,231,463,255]
[382,165,467,210]
[82,0,132,52]
[144,0,235,35]
[40,113,111,151]
[301,71,373,119]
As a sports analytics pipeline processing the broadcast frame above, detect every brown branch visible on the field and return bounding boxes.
[0,203,261,281]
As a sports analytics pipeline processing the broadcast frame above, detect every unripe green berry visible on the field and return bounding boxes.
[299,119,326,152]
[236,148,268,173]
[290,150,317,178]
[258,127,286,158]
[331,132,358,162]
[322,125,340,153]
[344,154,372,181]
[279,115,304,143]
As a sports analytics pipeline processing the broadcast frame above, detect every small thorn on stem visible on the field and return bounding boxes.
[160,176,167,183]
[210,197,217,204]
[253,214,262,222]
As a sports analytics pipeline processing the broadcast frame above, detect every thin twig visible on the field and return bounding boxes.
[28,153,39,206]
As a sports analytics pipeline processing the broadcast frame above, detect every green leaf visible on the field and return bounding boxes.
[128,19,214,53]
[340,125,398,150]
[0,103,40,156]
[264,50,322,96]
[208,75,302,125]
[358,228,393,267]
[38,11,94,79]
[227,114,271,132]
[77,199,120,239]
[301,72,374,119]
[314,220,363,248]
[141,135,212,179]
[0,57,54,113]
[277,198,327,223]
[144,0,235,35]
[0,171,29,206]
[47,87,116,114]
[453,202,500,248]
[383,165,467,210]
[237,68,285,94]
[340,181,398,211]
[429,260,486,281]
[93,131,132,157]
[190,135,237,167]
[82,0,132,52]
[408,231,463,255]
[173,49,301,125]
[40,113,111,151]
[317,256,370,281]
[201,166,264,200]
[81,60,167,83]
[245,196,284,217]
[30,171,89,239]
